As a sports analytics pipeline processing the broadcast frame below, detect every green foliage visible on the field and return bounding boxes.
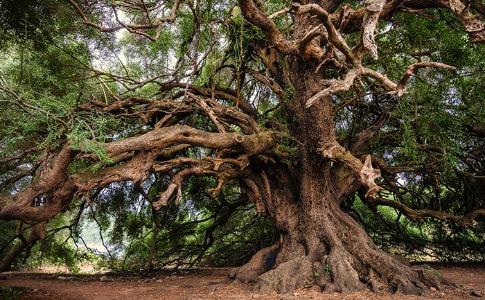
[66,177,278,272]
[67,116,121,163]
[0,286,30,300]
[324,263,332,277]
[349,196,485,261]
[0,220,17,258]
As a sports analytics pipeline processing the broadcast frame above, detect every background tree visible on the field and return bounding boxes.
[0,0,484,295]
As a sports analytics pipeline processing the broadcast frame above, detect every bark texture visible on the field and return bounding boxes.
[231,48,450,294]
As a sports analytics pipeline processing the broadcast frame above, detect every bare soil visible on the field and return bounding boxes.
[0,263,484,300]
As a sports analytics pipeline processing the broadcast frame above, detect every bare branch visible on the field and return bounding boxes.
[293,3,356,63]
[356,0,386,59]
[269,8,290,19]
[306,68,360,108]
[334,0,485,44]
[319,142,382,199]
[396,62,456,96]
[187,93,226,133]
[363,62,456,96]
[238,0,299,55]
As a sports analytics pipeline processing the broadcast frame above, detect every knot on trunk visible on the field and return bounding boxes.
[233,134,245,143]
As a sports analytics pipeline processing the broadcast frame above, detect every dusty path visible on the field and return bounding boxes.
[1,264,484,299]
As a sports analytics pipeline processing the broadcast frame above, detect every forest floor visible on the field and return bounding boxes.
[0,263,484,300]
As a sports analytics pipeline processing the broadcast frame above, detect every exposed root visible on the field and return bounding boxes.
[231,162,455,296]
[357,254,453,295]
[229,243,279,283]
[241,236,454,295]
[387,270,426,295]
[255,257,315,294]
[325,248,366,292]
[413,264,456,289]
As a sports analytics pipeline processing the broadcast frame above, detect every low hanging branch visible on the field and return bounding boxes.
[0,99,279,222]
[0,144,77,223]
[0,222,47,272]
[152,155,249,209]
[320,142,485,227]
[369,198,485,227]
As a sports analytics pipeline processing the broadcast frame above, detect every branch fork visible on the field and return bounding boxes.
[319,142,382,199]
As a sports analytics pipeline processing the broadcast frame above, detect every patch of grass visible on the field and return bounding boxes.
[324,263,333,277]
[0,286,30,300]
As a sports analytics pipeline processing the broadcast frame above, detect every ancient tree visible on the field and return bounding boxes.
[1,0,485,294]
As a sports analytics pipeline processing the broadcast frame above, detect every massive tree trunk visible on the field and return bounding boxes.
[231,64,447,294]
[233,159,447,294]
[3,0,483,293]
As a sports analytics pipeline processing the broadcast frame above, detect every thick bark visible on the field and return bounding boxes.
[234,162,450,294]
[232,59,450,295]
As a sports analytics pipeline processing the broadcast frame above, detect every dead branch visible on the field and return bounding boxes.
[356,0,386,59]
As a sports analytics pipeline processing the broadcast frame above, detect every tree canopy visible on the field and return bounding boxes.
[0,0,484,295]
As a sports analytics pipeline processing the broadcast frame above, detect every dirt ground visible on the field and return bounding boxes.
[0,263,484,300]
